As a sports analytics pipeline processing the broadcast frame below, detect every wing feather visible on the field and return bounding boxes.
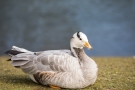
[10,50,80,74]
[36,53,80,72]
[21,61,33,68]
[11,60,29,66]
[22,65,37,74]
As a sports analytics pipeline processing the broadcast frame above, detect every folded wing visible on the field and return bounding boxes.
[10,50,80,74]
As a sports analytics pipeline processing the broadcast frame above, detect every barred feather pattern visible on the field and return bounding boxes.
[7,46,98,89]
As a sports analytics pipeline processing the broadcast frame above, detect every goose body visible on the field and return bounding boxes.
[6,32,98,89]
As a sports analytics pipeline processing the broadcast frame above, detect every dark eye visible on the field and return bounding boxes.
[80,38,82,40]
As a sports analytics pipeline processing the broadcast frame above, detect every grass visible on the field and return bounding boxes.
[0,56,135,90]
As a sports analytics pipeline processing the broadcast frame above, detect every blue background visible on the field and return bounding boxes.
[0,0,135,56]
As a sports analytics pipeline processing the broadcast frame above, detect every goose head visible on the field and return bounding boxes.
[70,32,92,57]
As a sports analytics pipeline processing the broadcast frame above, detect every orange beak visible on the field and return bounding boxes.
[84,42,92,50]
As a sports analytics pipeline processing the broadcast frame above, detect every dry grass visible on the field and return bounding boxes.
[0,56,135,90]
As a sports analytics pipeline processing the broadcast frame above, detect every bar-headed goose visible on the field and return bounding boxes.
[5,32,98,89]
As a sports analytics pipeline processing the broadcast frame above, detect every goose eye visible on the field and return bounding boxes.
[80,38,82,40]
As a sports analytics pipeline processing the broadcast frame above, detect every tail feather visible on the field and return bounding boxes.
[5,46,37,74]
[10,54,37,74]
[5,46,32,56]
[12,46,31,52]
[7,59,11,61]
[11,60,29,66]
[5,50,24,56]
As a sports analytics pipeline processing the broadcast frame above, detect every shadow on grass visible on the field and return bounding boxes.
[1,74,71,90]
[1,74,50,87]
[1,74,36,85]
[1,74,83,90]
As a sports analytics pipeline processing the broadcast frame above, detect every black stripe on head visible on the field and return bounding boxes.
[77,32,82,40]
[77,32,80,38]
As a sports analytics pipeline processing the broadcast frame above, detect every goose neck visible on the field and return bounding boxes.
[71,47,86,59]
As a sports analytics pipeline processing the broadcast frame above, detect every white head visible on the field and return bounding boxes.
[70,32,92,50]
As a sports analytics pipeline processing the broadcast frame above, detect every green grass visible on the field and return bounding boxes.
[0,56,135,90]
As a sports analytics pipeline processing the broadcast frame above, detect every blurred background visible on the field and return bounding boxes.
[0,0,135,56]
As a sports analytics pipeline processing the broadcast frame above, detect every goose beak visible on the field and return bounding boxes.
[84,42,92,50]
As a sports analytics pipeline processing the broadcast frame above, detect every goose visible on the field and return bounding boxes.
[5,32,98,89]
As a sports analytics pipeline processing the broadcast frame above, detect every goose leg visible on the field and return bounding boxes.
[49,84,60,89]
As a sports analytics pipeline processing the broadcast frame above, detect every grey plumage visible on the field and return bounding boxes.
[5,32,98,89]
[7,48,97,88]
[10,50,79,74]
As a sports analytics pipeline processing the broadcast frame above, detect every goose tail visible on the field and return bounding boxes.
[5,46,32,56]
[11,46,32,53]
[5,46,36,73]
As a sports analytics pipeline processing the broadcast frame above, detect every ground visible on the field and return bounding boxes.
[0,56,135,90]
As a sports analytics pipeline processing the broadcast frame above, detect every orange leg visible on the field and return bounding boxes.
[49,84,60,89]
